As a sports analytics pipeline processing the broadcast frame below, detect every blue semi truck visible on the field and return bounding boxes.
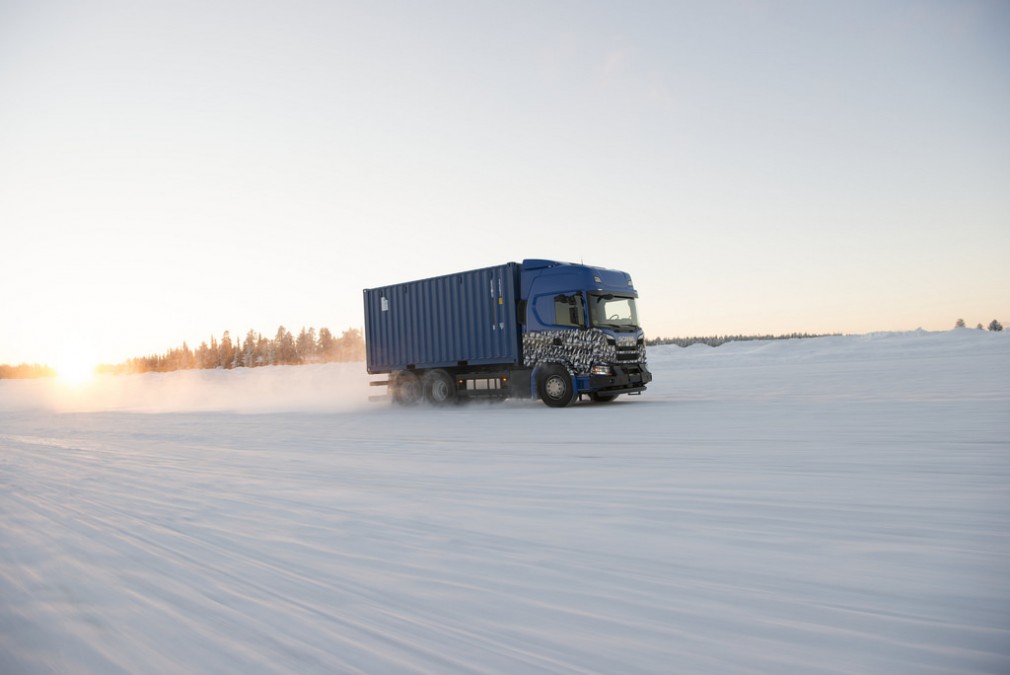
[363,259,652,407]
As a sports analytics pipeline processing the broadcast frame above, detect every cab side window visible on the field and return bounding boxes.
[553,294,585,328]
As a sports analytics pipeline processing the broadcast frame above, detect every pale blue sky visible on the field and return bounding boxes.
[1,0,1008,366]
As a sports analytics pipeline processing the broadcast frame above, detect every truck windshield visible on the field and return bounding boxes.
[589,293,639,329]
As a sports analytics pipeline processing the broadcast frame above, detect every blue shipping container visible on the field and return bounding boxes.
[363,263,521,373]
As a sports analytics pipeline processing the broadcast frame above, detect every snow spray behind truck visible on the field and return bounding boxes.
[363,259,652,407]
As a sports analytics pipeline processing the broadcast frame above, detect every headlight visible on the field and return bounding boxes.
[591,364,613,376]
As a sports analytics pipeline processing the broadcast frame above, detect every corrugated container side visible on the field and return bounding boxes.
[364,264,520,373]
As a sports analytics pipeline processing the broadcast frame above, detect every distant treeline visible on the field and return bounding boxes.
[0,363,57,379]
[645,333,841,348]
[98,326,365,375]
[0,327,366,379]
[956,318,1003,332]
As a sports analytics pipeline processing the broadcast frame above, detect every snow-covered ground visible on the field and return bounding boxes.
[1,330,1008,674]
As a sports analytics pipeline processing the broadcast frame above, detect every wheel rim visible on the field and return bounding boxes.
[431,379,449,402]
[545,375,567,400]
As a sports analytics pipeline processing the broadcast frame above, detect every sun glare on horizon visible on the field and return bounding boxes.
[56,355,97,386]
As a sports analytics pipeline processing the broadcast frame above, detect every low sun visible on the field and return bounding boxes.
[56,356,96,386]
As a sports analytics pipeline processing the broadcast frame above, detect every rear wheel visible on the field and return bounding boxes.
[423,369,456,405]
[391,370,422,405]
[537,364,574,408]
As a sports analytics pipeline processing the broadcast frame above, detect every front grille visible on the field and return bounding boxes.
[614,337,645,362]
[616,347,640,361]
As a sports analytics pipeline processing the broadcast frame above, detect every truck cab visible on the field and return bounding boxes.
[519,259,652,406]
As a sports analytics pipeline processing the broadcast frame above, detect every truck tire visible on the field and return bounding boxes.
[423,369,456,405]
[538,364,573,408]
[590,392,617,403]
[392,370,422,405]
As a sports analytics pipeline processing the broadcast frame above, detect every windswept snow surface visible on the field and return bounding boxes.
[2,330,1008,674]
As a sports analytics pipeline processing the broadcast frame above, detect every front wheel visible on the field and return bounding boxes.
[590,392,617,403]
[537,364,574,408]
